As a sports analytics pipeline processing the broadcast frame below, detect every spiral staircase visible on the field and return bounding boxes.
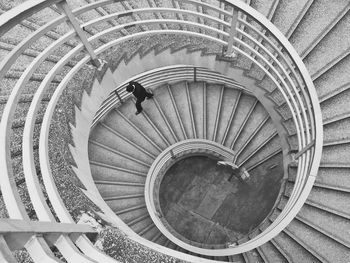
[0,0,349,262]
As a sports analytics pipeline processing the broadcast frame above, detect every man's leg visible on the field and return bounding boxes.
[135,98,143,114]
[145,89,153,99]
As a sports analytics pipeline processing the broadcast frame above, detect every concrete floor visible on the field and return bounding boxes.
[159,155,283,245]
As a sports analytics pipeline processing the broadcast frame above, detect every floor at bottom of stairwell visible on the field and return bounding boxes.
[159,155,283,245]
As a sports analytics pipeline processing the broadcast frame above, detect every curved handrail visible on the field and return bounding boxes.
[145,139,236,252]
[92,66,249,127]
[21,32,76,222]
[0,0,61,36]
[77,11,320,256]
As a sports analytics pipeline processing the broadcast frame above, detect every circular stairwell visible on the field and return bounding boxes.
[88,79,285,261]
[0,0,350,262]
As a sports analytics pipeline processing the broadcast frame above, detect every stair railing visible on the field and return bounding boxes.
[92,66,249,127]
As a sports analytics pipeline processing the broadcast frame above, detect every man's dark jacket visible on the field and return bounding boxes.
[129,81,148,100]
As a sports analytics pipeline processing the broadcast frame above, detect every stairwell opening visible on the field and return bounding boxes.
[157,152,284,248]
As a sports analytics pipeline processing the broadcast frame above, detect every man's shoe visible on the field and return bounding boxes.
[146,89,153,100]
[135,111,142,115]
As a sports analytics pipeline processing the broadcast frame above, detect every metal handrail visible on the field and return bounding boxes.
[145,139,235,252]
[91,66,249,127]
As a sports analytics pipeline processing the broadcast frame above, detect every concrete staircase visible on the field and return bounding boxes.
[89,81,282,261]
[80,1,350,262]
[0,0,350,262]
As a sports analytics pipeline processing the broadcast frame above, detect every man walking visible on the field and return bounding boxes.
[126,81,153,115]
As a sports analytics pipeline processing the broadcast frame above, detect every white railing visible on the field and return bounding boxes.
[0,0,322,261]
[91,65,250,127]
[145,139,236,253]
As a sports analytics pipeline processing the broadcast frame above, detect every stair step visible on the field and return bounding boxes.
[138,92,177,145]
[232,102,269,153]
[162,83,188,141]
[89,140,151,172]
[117,99,168,150]
[271,0,312,37]
[243,249,264,263]
[315,167,350,193]
[286,216,350,262]
[90,160,147,179]
[251,0,280,20]
[118,207,149,225]
[321,143,350,164]
[303,199,350,221]
[285,182,350,218]
[289,0,349,57]
[131,216,154,235]
[187,81,205,139]
[257,241,289,263]
[319,82,350,104]
[272,230,320,263]
[139,223,156,237]
[319,162,350,169]
[314,56,350,100]
[238,135,282,171]
[222,93,256,148]
[170,81,196,139]
[235,117,276,159]
[152,94,179,143]
[309,37,350,81]
[106,194,145,213]
[90,123,155,164]
[150,231,163,243]
[320,87,350,123]
[297,203,350,249]
[215,87,241,145]
[323,138,350,147]
[104,109,162,155]
[206,83,224,142]
[115,204,147,216]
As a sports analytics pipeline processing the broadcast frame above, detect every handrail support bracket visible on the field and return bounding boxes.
[224,8,239,58]
[57,0,106,70]
[292,140,315,161]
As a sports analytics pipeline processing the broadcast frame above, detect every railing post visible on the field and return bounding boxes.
[170,149,175,159]
[218,0,225,40]
[225,8,239,57]
[293,140,315,160]
[57,1,106,70]
[193,67,197,82]
[114,89,123,104]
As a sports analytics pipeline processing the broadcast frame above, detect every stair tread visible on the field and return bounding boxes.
[285,182,350,218]
[286,217,350,262]
[90,123,155,164]
[170,81,195,139]
[258,241,289,263]
[314,56,350,100]
[289,0,349,56]
[316,167,350,192]
[305,12,350,78]
[188,81,205,139]
[271,0,311,36]
[297,203,350,247]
